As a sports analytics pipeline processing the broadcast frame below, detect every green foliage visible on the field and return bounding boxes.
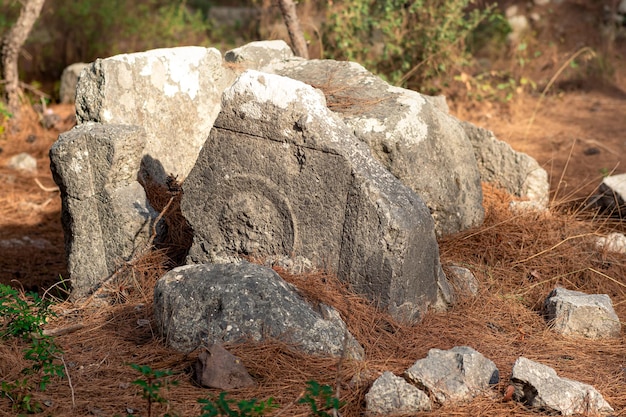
[298,380,343,417]
[198,393,278,417]
[1,378,42,414]
[455,71,536,103]
[0,284,65,413]
[0,284,51,340]
[322,0,502,93]
[130,364,179,417]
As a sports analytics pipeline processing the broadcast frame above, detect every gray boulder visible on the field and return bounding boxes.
[182,70,450,323]
[76,46,233,183]
[511,357,614,416]
[266,59,484,237]
[404,346,499,404]
[50,123,157,299]
[59,62,88,104]
[154,261,364,359]
[462,122,549,208]
[365,371,432,415]
[544,287,621,339]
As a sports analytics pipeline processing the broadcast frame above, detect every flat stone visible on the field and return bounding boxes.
[365,371,432,415]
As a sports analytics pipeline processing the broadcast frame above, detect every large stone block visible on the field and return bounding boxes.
[182,70,448,323]
[154,261,364,358]
[265,59,484,237]
[50,123,157,299]
[75,46,234,183]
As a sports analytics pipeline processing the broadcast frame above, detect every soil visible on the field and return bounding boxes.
[1,1,626,416]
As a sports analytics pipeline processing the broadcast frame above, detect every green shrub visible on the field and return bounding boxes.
[322,0,502,93]
[0,284,65,413]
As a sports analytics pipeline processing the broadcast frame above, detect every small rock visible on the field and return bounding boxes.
[544,287,621,339]
[404,346,499,404]
[446,265,479,296]
[365,371,432,415]
[7,152,37,173]
[193,343,255,390]
[511,357,614,416]
[596,232,626,254]
[41,109,61,129]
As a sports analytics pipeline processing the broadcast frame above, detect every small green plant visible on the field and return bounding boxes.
[198,392,278,417]
[0,284,65,413]
[298,381,344,417]
[130,364,179,417]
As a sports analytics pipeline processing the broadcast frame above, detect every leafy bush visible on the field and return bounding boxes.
[0,284,65,413]
[322,0,503,93]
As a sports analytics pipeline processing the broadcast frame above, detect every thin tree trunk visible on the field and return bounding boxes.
[1,0,46,122]
[277,0,309,59]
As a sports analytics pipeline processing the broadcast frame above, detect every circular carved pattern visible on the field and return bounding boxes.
[218,175,296,257]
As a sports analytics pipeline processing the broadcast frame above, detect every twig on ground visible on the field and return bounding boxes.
[34,177,59,192]
[60,355,75,407]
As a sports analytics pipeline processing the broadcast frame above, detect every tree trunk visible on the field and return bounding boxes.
[277,0,309,59]
[1,0,46,122]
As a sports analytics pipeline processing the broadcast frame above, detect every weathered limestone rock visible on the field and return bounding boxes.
[462,122,549,208]
[50,123,157,299]
[266,59,484,237]
[404,346,499,404]
[153,261,364,359]
[511,357,614,416]
[544,287,621,339]
[225,40,296,71]
[182,70,449,323]
[59,62,88,104]
[76,46,234,183]
[193,344,255,390]
[365,371,432,415]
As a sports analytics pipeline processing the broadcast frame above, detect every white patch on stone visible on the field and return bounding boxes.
[102,109,113,123]
[388,88,428,144]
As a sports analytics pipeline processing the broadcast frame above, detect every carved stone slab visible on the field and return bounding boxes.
[182,70,449,323]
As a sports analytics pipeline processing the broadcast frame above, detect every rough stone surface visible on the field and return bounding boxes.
[59,62,88,104]
[446,265,479,297]
[267,59,484,237]
[593,173,626,217]
[182,70,449,323]
[50,123,157,299]
[225,40,296,71]
[404,346,499,404]
[462,122,549,208]
[365,371,432,415]
[596,232,626,254]
[544,287,621,339]
[75,46,233,183]
[193,344,255,390]
[511,357,614,416]
[153,261,364,358]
